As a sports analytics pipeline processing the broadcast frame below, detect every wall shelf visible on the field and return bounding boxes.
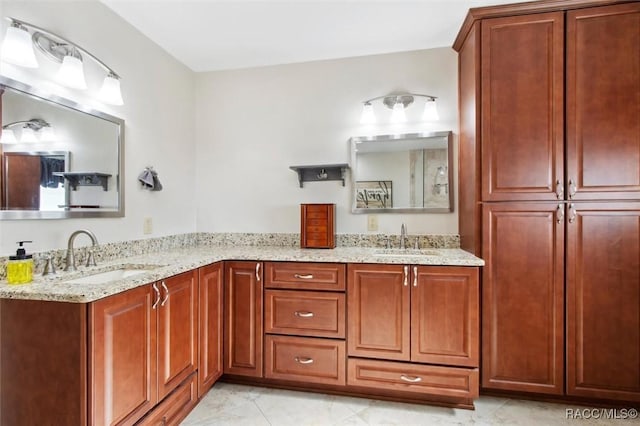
[53,172,112,191]
[289,163,349,188]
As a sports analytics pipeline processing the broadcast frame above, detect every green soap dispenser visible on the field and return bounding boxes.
[7,241,34,284]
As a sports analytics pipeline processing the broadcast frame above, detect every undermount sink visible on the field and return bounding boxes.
[64,265,160,284]
[373,249,441,257]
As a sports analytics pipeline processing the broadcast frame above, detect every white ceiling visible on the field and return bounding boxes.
[101,0,532,72]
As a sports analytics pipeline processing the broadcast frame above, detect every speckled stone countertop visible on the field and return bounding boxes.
[0,245,483,303]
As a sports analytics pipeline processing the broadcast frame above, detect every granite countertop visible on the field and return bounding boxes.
[0,246,483,303]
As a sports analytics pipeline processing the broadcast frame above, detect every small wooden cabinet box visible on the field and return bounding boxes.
[300,203,335,248]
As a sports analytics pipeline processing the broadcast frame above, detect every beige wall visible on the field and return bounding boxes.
[0,0,196,253]
[194,48,459,235]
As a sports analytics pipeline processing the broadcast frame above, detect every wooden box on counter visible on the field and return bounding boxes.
[300,203,335,248]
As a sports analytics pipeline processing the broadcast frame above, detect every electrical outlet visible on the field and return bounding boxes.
[367,215,378,231]
[143,217,153,235]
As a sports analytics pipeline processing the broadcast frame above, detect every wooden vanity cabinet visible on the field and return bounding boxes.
[347,264,479,400]
[224,261,264,378]
[90,270,198,425]
[198,262,224,397]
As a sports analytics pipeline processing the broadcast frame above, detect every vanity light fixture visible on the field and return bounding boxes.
[1,17,124,105]
[0,118,56,144]
[360,93,439,124]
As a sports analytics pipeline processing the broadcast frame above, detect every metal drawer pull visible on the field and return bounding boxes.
[294,274,314,279]
[400,375,422,383]
[556,204,564,224]
[568,178,577,199]
[568,203,576,224]
[403,266,408,286]
[160,281,169,306]
[256,263,261,281]
[152,283,161,309]
[295,356,314,364]
[413,266,418,287]
[555,179,563,200]
[294,311,314,318]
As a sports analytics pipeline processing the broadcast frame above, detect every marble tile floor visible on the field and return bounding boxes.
[182,383,639,426]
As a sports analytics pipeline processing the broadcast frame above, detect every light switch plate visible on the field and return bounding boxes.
[367,215,378,231]
[143,217,153,234]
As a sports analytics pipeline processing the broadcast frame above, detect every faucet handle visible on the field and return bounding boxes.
[385,236,392,249]
[43,257,56,276]
[86,250,97,267]
[414,237,420,250]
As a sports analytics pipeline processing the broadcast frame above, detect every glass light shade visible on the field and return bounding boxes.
[0,129,18,144]
[1,25,38,68]
[39,126,57,142]
[390,102,407,123]
[360,102,375,124]
[422,99,439,121]
[20,127,38,143]
[99,74,124,105]
[56,55,87,90]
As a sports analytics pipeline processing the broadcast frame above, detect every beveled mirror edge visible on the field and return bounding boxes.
[0,75,125,220]
[350,130,454,214]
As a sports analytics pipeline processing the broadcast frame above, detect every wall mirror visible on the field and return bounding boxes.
[350,131,453,213]
[0,76,124,219]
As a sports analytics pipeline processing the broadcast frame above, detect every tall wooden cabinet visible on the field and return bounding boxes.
[455,0,640,402]
[224,260,264,377]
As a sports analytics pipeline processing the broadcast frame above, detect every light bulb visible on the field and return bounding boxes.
[99,73,124,105]
[57,53,87,90]
[0,128,18,144]
[390,102,407,123]
[422,99,439,121]
[360,102,375,124]
[1,23,38,68]
[39,126,57,142]
[20,127,38,143]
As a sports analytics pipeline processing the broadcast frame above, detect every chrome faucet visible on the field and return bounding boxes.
[64,229,98,271]
[400,223,407,249]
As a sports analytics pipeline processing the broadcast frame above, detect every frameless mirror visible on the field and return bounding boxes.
[350,131,453,213]
[0,76,124,219]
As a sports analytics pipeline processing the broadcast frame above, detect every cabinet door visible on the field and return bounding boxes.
[566,202,640,401]
[157,271,198,400]
[411,266,479,367]
[482,203,564,394]
[198,263,224,397]
[224,261,264,377]
[566,3,640,201]
[347,264,410,361]
[90,284,158,426]
[481,12,564,201]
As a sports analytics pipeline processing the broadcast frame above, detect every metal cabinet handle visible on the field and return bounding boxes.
[160,281,169,306]
[412,266,418,287]
[400,374,422,383]
[556,204,564,224]
[294,274,314,279]
[294,311,314,318]
[556,179,564,200]
[152,283,160,310]
[294,356,314,365]
[256,263,261,281]
[568,203,576,224]
[568,178,577,199]
[403,266,408,286]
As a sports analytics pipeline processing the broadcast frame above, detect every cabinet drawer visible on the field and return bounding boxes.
[265,335,346,386]
[136,373,197,426]
[347,358,478,399]
[265,262,346,291]
[265,290,345,338]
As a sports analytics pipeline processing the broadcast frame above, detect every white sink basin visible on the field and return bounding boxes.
[65,266,156,284]
[374,249,441,257]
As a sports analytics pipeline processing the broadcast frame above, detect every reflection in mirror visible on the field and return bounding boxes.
[350,131,453,213]
[0,76,124,219]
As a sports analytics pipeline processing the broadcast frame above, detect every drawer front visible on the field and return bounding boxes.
[136,373,197,426]
[265,335,346,385]
[265,262,346,291]
[347,358,478,399]
[265,290,345,338]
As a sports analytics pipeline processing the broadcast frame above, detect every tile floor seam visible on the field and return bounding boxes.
[253,398,275,426]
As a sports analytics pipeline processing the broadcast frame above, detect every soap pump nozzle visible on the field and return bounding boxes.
[13,241,33,259]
